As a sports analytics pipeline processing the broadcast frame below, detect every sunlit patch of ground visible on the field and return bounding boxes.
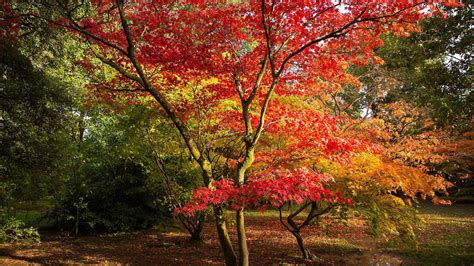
[381,204,474,265]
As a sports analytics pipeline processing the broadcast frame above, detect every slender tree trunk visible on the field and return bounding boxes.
[234,143,253,266]
[285,202,332,261]
[214,206,237,266]
[75,207,80,238]
[290,229,313,260]
[236,208,249,266]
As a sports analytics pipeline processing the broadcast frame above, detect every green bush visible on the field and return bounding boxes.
[0,216,40,243]
[51,161,168,233]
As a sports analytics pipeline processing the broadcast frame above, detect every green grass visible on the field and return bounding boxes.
[245,209,281,217]
[310,237,367,254]
[4,199,55,228]
[382,204,474,265]
[245,206,316,218]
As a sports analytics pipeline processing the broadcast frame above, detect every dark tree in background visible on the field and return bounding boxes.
[0,43,72,211]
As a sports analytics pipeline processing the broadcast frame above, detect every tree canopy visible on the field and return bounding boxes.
[0,1,471,265]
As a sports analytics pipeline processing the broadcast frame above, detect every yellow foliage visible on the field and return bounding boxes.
[200,77,219,87]
[317,153,451,206]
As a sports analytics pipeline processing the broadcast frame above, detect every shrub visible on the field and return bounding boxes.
[51,161,168,233]
[0,216,40,243]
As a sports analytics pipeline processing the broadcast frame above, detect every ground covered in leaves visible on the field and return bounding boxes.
[1,204,473,265]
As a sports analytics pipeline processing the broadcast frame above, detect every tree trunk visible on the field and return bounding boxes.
[214,206,237,266]
[290,229,313,260]
[190,217,204,242]
[75,207,80,238]
[279,203,320,261]
[236,208,249,266]
[235,144,253,266]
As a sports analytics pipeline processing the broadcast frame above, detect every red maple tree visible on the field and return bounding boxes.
[2,0,460,264]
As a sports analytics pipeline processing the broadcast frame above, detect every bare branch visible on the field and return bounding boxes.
[261,0,276,76]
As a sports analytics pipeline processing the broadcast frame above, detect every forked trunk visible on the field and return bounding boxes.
[290,229,314,260]
[189,218,204,242]
[279,203,327,261]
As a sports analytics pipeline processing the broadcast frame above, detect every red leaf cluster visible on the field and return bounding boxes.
[175,168,350,217]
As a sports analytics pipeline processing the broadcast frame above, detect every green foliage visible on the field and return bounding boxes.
[48,103,201,233]
[0,216,40,243]
[52,161,167,233]
[366,201,420,244]
[1,6,194,234]
[338,3,472,133]
[0,43,73,206]
[373,3,473,131]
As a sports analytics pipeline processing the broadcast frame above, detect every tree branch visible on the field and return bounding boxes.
[277,6,368,76]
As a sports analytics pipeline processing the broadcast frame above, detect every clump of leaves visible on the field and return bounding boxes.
[0,216,40,244]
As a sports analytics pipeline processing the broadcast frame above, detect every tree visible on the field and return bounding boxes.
[0,42,72,213]
[436,127,474,202]
[317,152,451,238]
[49,101,170,234]
[372,2,473,132]
[3,1,461,264]
[314,0,472,203]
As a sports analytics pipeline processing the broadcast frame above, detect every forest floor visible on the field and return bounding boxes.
[1,204,473,265]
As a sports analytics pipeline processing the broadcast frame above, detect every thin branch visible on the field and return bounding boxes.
[277,1,426,76]
[287,201,311,221]
[87,43,143,85]
[246,54,268,105]
[261,0,276,76]
[277,6,368,76]
[303,3,341,27]
[252,79,278,146]
[279,205,292,232]
[298,203,333,230]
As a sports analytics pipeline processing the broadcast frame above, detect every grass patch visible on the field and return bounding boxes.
[310,237,366,254]
[382,203,474,265]
[245,209,281,217]
[3,199,55,228]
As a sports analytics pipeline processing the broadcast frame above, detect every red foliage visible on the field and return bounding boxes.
[175,168,351,217]
[0,2,21,45]
[43,0,460,217]
[61,1,459,111]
